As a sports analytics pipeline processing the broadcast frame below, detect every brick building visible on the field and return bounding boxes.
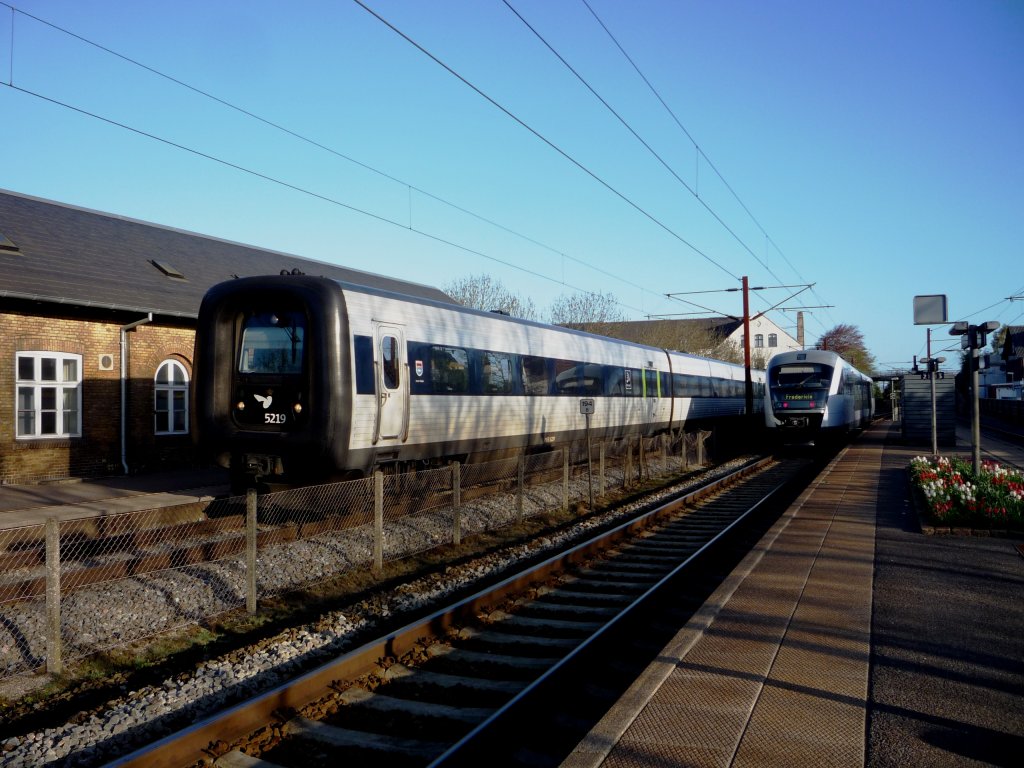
[0,190,451,484]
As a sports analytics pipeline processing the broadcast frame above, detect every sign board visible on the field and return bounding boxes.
[580,398,595,415]
[913,294,948,325]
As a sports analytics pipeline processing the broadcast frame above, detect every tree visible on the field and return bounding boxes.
[443,274,538,321]
[549,291,624,328]
[817,323,876,373]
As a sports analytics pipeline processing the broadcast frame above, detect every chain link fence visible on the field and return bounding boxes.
[0,431,708,680]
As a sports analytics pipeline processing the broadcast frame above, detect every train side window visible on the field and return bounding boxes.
[482,351,513,394]
[522,355,550,395]
[431,346,469,393]
[553,359,578,394]
[354,335,374,394]
[381,336,400,390]
[579,363,603,395]
[660,372,671,397]
[606,367,625,396]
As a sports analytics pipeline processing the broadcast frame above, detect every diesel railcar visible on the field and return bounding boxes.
[764,349,874,443]
[192,274,765,487]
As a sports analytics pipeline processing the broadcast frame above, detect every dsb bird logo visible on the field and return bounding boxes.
[254,394,273,409]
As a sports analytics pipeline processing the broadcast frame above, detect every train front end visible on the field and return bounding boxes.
[192,275,350,489]
[765,354,835,440]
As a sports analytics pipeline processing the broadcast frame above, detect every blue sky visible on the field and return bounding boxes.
[2,0,1021,373]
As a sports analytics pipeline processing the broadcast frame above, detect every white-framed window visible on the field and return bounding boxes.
[154,360,189,435]
[754,334,764,348]
[768,333,778,348]
[16,352,82,439]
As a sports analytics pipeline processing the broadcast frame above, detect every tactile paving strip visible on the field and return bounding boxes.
[567,436,881,768]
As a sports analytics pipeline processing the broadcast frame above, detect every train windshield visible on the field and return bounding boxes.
[768,363,833,407]
[238,311,306,374]
[768,363,833,389]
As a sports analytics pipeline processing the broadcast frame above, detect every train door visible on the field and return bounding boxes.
[374,323,408,442]
[644,366,659,432]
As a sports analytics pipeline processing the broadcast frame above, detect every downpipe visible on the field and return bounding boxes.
[120,313,153,474]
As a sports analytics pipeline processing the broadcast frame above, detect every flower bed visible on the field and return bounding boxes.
[909,455,1024,532]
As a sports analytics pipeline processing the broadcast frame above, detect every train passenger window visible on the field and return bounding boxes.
[239,311,305,374]
[431,346,468,393]
[353,336,375,394]
[554,360,579,394]
[606,367,626,396]
[522,356,549,395]
[482,351,513,394]
[381,336,400,390]
[579,363,603,396]
[660,372,671,397]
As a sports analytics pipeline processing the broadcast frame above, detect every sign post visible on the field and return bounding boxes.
[913,295,949,456]
[580,398,595,511]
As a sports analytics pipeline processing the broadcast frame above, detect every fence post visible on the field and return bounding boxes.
[562,448,570,511]
[45,517,62,676]
[373,471,384,572]
[698,431,706,466]
[452,461,462,546]
[681,430,689,473]
[661,434,667,476]
[639,436,646,482]
[599,440,606,497]
[625,442,633,489]
[245,489,257,614]
[517,454,525,523]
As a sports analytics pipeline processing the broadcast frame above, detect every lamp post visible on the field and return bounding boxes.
[920,355,945,456]
[950,320,999,474]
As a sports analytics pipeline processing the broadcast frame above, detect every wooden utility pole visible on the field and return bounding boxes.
[742,276,754,416]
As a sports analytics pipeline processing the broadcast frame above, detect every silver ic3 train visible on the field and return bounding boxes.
[764,349,874,445]
[192,274,766,488]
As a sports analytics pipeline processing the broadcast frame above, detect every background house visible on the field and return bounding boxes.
[0,189,451,484]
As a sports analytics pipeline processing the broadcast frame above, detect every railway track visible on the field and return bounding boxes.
[106,453,821,768]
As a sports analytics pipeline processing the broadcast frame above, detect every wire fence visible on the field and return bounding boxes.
[0,431,709,680]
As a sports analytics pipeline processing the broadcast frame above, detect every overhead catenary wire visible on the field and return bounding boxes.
[2,82,654,316]
[504,0,780,286]
[0,0,682,314]
[352,0,739,283]
[579,0,835,330]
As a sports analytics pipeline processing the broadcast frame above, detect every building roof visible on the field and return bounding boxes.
[1001,325,1024,360]
[0,189,453,319]
[575,317,743,345]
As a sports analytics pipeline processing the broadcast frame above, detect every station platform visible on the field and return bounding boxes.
[0,467,230,530]
[564,421,1024,768]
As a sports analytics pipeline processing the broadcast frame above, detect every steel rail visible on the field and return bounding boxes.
[103,456,775,768]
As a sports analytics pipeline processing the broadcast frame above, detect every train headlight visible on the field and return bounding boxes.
[236,401,245,411]
[293,403,302,414]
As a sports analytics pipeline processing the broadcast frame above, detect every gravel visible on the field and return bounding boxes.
[0,458,748,767]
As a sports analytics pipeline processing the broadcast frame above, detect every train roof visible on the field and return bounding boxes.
[0,189,453,320]
[766,349,872,378]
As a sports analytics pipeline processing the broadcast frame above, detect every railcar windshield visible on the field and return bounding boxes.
[238,311,306,374]
[768,362,833,408]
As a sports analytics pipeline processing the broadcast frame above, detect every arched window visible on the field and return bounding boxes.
[155,360,189,434]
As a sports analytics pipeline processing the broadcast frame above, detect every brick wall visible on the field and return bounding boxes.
[1,310,197,483]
